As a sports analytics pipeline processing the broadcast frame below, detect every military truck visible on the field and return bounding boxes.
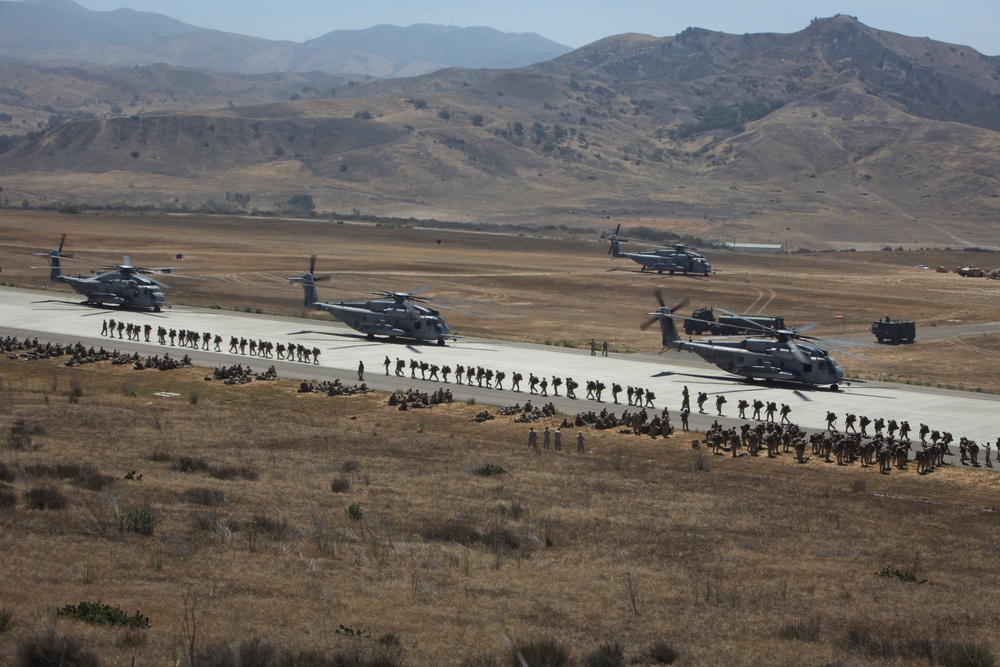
[871,318,916,344]
[684,307,786,336]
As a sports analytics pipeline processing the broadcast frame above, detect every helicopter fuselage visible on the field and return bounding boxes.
[626,251,712,275]
[609,240,712,275]
[675,337,843,389]
[58,271,166,311]
[316,299,452,345]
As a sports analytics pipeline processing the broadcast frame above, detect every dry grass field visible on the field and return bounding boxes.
[1,356,999,667]
[1,210,1000,666]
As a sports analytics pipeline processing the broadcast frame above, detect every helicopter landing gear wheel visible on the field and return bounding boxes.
[830,383,839,391]
[437,338,446,346]
[154,306,161,313]
[366,333,375,341]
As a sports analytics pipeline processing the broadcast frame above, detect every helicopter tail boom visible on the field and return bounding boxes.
[657,308,682,348]
[296,278,320,309]
[287,273,321,308]
[48,252,62,282]
[33,234,67,281]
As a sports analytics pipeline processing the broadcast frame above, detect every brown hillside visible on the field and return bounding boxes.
[2,16,1000,248]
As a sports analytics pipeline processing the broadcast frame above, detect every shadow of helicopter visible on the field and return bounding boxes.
[287,329,430,353]
[30,299,172,318]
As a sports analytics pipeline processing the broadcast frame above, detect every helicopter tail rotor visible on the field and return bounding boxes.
[641,290,688,348]
[601,224,631,258]
[287,256,329,308]
[31,233,71,281]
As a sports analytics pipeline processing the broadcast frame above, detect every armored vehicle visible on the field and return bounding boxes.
[871,319,916,344]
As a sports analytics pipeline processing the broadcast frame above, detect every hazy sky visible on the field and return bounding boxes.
[74,0,1000,55]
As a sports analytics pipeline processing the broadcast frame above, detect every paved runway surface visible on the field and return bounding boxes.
[2,286,997,443]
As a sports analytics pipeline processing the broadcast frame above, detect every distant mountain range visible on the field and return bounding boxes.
[0,0,572,77]
[2,14,1000,248]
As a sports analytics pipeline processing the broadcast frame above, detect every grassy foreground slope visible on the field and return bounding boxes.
[0,350,998,666]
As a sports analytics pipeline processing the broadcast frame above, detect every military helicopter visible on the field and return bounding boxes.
[32,234,197,312]
[602,224,712,275]
[290,256,456,345]
[642,290,845,390]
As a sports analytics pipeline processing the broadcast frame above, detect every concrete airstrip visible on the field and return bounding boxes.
[2,285,997,447]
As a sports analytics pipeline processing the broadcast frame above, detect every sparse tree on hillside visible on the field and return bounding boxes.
[471,114,485,127]
[286,194,315,214]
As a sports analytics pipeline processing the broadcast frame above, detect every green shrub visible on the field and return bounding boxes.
[23,485,67,510]
[346,502,363,522]
[56,600,149,628]
[117,503,155,535]
[877,566,926,583]
[341,460,360,473]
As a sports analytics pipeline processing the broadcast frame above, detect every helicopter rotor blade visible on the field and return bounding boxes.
[301,256,333,282]
[640,315,660,331]
[406,285,433,297]
[653,289,689,313]
[146,276,171,289]
[58,233,66,256]
[786,338,810,365]
[642,292,688,330]
[154,272,214,282]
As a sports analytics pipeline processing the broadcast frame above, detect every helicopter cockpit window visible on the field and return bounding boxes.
[414,321,422,330]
